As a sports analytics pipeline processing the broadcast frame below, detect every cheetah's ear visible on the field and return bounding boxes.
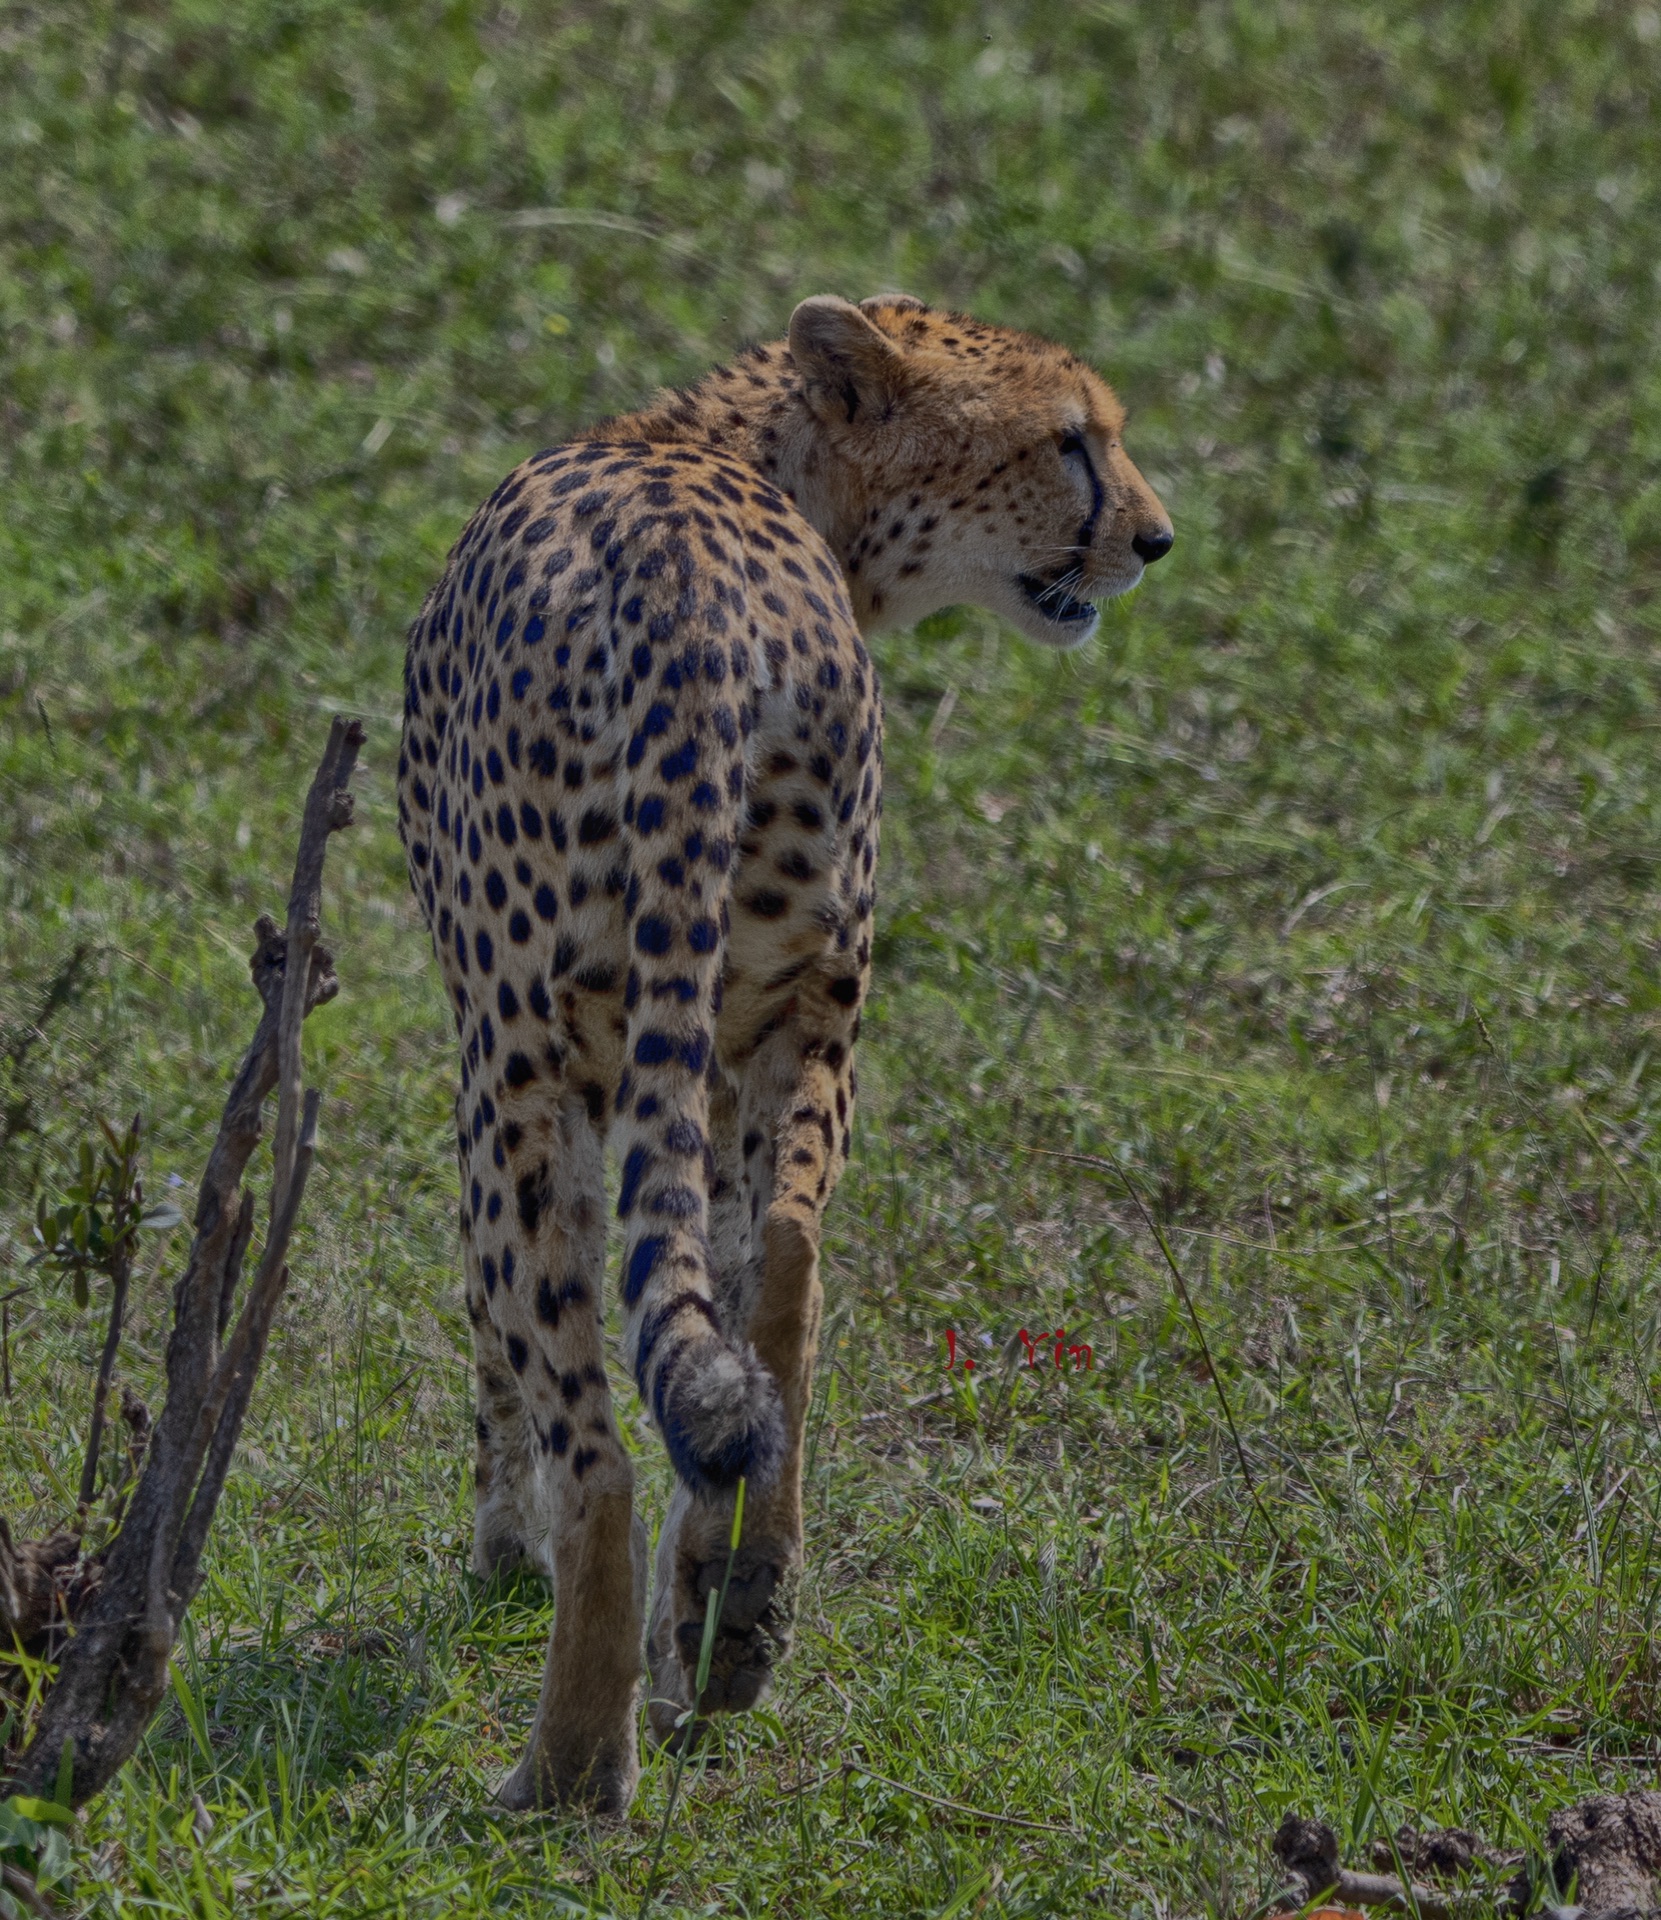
[788,295,910,426]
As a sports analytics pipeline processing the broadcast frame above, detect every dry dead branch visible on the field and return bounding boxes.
[1272,1804,1661,1920]
[1544,1792,1661,1917]
[0,716,361,1809]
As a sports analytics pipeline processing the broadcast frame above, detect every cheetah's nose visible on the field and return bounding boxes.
[1132,527,1174,565]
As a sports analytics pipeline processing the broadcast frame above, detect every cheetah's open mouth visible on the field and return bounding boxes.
[1015,572,1097,629]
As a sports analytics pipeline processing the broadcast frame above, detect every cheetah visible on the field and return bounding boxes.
[397,294,1172,1814]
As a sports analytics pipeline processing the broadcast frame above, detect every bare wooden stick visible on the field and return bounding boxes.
[1270,1866,1581,1920]
[1272,1867,1470,1918]
[272,719,358,1206]
[2,717,360,1809]
[171,1089,321,1600]
[217,1188,255,1342]
[162,1088,320,1557]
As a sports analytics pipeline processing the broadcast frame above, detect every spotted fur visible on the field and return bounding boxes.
[397,294,1171,1813]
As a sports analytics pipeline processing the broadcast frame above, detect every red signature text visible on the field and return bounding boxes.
[943,1328,1094,1373]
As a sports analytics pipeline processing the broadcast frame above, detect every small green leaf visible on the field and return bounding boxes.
[35,1825,71,1889]
[139,1199,183,1231]
[171,1660,213,1767]
[4,1798,72,1831]
[692,1584,720,1698]
[0,1802,45,1854]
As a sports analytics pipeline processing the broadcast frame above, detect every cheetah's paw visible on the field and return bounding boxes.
[645,1485,801,1747]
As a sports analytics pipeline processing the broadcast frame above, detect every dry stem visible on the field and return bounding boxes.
[1,716,361,1808]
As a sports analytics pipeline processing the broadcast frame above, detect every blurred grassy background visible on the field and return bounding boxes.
[3,1,1661,1914]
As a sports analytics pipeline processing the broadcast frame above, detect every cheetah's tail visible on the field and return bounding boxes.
[631,1279,785,1498]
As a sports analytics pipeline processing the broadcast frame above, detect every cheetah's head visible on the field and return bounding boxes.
[785,294,1173,650]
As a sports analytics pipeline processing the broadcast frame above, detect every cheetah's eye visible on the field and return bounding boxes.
[1057,432,1096,492]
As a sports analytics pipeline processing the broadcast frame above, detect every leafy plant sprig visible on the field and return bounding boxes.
[30,1115,179,1515]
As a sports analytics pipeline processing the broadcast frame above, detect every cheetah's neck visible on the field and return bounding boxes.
[580,342,874,621]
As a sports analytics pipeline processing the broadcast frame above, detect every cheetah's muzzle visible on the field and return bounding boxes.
[1015,569,1100,631]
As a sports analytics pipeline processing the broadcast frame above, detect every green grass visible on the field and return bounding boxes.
[4,0,1661,1912]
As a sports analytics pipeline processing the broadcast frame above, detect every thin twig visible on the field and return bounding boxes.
[1026,1145,1289,1555]
[273,718,359,1211]
[172,1090,321,1598]
[76,1253,129,1510]
[1272,1866,1570,1919]
[838,1761,1078,1835]
[1136,1774,1230,1835]
[187,1092,319,1477]
[0,1285,24,1399]
[77,1128,138,1513]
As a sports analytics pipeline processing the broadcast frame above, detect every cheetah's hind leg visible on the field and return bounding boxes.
[466,1222,553,1581]
[646,1207,820,1749]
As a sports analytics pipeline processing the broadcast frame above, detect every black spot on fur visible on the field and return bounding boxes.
[518,1163,549,1233]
